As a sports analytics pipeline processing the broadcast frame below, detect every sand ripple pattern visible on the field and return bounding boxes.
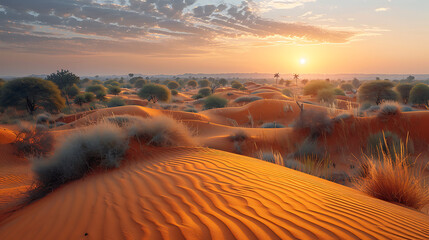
[0,148,428,240]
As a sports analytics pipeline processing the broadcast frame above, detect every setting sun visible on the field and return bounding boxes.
[300,58,307,65]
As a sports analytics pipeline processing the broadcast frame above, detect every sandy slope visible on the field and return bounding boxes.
[0,147,428,240]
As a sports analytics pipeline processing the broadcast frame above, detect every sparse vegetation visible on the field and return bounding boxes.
[14,123,54,157]
[107,97,126,107]
[138,84,171,102]
[358,80,398,105]
[303,80,332,95]
[409,83,429,107]
[203,95,228,110]
[234,96,262,103]
[293,109,333,140]
[377,101,401,118]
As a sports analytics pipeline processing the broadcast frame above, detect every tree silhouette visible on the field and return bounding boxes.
[274,73,280,85]
[293,74,299,86]
[46,69,80,106]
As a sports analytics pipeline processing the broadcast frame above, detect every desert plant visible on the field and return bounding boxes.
[234,96,262,103]
[167,81,179,90]
[360,102,372,111]
[183,107,198,113]
[86,84,107,101]
[377,101,401,118]
[261,122,285,128]
[282,88,293,97]
[293,109,333,140]
[367,131,414,161]
[198,79,210,88]
[333,88,345,96]
[187,80,197,88]
[14,123,54,157]
[127,115,196,147]
[46,69,80,106]
[129,76,144,85]
[231,82,243,89]
[73,94,86,106]
[171,89,178,96]
[409,83,429,106]
[229,130,248,154]
[65,84,80,98]
[107,97,125,107]
[198,87,211,97]
[340,83,353,92]
[0,77,65,114]
[257,150,284,165]
[108,86,121,95]
[395,83,413,104]
[354,146,429,210]
[303,80,332,95]
[138,84,171,102]
[36,112,52,124]
[219,78,228,86]
[203,95,228,110]
[358,80,398,104]
[30,123,129,199]
[317,88,335,103]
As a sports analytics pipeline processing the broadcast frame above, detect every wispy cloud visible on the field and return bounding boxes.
[0,0,355,56]
[375,7,389,12]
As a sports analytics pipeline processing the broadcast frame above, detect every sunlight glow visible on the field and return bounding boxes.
[300,58,307,65]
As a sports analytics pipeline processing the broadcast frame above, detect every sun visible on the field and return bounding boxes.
[300,58,307,65]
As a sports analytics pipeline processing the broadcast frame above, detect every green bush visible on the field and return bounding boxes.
[231,82,243,89]
[366,131,413,160]
[73,94,86,106]
[187,80,197,88]
[204,95,228,110]
[134,79,147,88]
[138,84,171,102]
[167,81,179,90]
[358,80,398,104]
[198,79,210,87]
[65,84,80,98]
[234,96,262,103]
[409,83,429,106]
[333,88,345,96]
[107,97,125,107]
[340,83,353,91]
[377,101,401,118]
[198,87,211,97]
[171,89,178,96]
[395,83,413,104]
[303,80,332,95]
[108,86,121,95]
[317,88,335,103]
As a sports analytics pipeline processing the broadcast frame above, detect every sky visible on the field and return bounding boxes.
[0,0,428,76]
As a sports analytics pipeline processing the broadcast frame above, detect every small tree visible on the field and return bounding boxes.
[134,79,147,88]
[198,87,211,97]
[108,86,121,95]
[293,74,299,86]
[204,96,228,110]
[395,83,413,104]
[333,88,345,96]
[285,80,292,87]
[303,80,332,95]
[317,88,335,104]
[409,83,429,106]
[187,80,197,88]
[358,80,398,105]
[274,73,280,85]
[198,79,210,88]
[167,81,179,90]
[352,78,360,88]
[0,77,65,114]
[73,94,86,106]
[219,78,228,86]
[128,73,134,78]
[46,69,80,106]
[129,76,143,85]
[65,84,80,98]
[301,79,309,85]
[340,83,353,92]
[138,84,171,103]
[231,82,243,89]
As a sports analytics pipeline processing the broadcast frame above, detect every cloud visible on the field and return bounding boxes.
[375,7,389,12]
[0,0,356,56]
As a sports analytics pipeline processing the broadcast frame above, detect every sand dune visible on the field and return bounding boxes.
[0,147,427,239]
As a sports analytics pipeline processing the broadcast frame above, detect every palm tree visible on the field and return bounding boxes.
[293,74,299,86]
[274,73,280,85]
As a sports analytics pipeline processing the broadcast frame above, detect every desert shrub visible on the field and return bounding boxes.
[317,88,335,103]
[31,123,129,199]
[367,131,413,160]
[198,79,210,88]
[84,92,95,103]
[409,83,429,106]
[229,130,248,154]
[203,95,228,110]
[234,96,262,103]
[293,138,324,160]
[73,94,86,106]
[367,105,380,112]
[138,84,171,102]
[167,81,179,90]
[36,113,52,124]
[14,123,54,157]
[355,150,429,210]
[103,79,120,87]
[401,106,413,112]
[377,101,401,118]
[198,87,211,97]
[183,107,198,113]
[261,122,285,128]
[358,80,398,104]
[86,84,106,96]
[108,86,121,95]
[340,83,353,91]
[303,80,332,95]
[171,89,178,96]
[352,78,360,88]
[107,97,125,107]
[332,113,353,123]
[65,84,80,98]
[360,102,372,111]
[129,76,144,84]
[105,115,142,127]
[282,88,293,97]
[187,80,197,88]
[395,83,413,104]
[293,110,332,140]
[134,79,147,88]
[333,88,345,96]
[128,115,196,147]
[191,94,204,99]
[231,82,243,89]
[256,150,284,165]
[219,78,228,86]
[46,69,80,104]
[0,77,65,114]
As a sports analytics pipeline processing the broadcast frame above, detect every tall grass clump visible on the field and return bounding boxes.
[377,101,401,118]
[293,109,333,140]
[367,131,414,161]
[355,140,429,210]
[256,150,284,166]
[107,97,126,107]
[30,123,129,200]
[127,115,196,147]
[229,130,248,154]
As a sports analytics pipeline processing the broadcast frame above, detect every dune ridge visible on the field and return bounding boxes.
[0,147,427,240]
